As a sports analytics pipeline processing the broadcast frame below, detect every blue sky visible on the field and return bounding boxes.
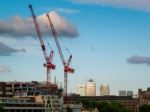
[0,0,150,95]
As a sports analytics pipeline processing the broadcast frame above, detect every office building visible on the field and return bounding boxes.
[138,87,150,106]
[0,95,82,112]
[86,79,96,96]
[77,84,86,96]
[119,90,126,96]
[127,91,133,97]
[100,84,109,96]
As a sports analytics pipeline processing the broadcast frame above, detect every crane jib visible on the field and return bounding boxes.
[41,45,45,51]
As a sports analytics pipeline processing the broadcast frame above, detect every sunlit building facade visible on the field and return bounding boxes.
[85,79,96,96]
[100,84,109,96]
[77,84,86,96]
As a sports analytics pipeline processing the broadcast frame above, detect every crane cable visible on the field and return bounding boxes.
[41,27,53,51]
[57,33,71,55]
[47,22,71,55]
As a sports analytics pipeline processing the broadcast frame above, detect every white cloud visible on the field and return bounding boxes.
[0,65,11,73]
[0,11,79,38]
[44,11,79,37]
[70,0,150,12]
[54,8,80,14]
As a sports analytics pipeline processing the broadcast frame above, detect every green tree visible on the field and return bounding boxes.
[0,104,6,112]
[140,104,150,112]
[78,99,133,112]
[97,101,132,112]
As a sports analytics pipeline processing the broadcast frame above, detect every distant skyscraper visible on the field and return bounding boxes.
[100,84,109,96]
[77,84,86,96]
[119,90,127,96]
[127,91,133,97]
[86,79,96,96]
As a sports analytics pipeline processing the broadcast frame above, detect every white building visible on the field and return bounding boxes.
[77,84,86,96]
[86,79,96,96]
[100,84,109,96]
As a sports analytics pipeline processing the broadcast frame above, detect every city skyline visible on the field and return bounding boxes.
[0,0,150,95]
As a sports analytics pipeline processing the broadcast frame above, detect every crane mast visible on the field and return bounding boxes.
[46,14,74,95]
[29,5,55,93]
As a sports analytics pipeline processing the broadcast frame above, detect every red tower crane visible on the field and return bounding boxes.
[46,14,74,95]
[28,5,55,93]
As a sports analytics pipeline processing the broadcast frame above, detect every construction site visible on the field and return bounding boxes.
[0,4,81,112]
[1,2,150,112]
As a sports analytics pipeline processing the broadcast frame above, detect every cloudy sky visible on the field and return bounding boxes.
[0,0,150,95]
